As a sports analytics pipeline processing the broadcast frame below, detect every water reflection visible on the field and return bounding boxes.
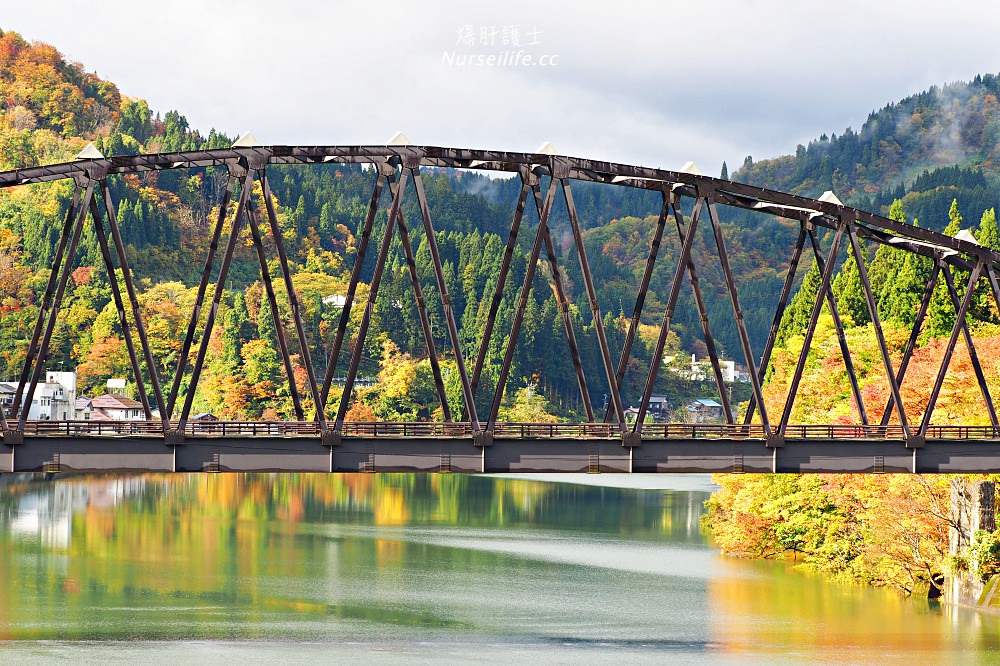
[0,473,998,663]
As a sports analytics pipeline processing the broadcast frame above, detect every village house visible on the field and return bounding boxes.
[88,393,144,421]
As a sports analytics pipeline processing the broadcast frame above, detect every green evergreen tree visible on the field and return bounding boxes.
[832,248,869,326]
[777,259,822,347]
[978,208,1000,250]
[945,198,963,236]
[926,202,963,338]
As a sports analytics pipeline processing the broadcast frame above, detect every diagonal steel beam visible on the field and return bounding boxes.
[88,195,152,419]
[167,171,238,416]
[705,196,770,434]
[807,225,868,425]
[881,261,939,427]
[488,180,560,431]
[604,191,670,423]
[532,183,593,421]
[99,180,168,425]
[845,220,909,438]
[942,263,997,427]
[635,198,703,431]
[259,170,327,427]
[320,171,386,407]
[469,172,532,409]
[779,223,845,436]
[12,185,83,420]
[245,202,304,420]
[410,168,480,430]
[176,169,255,429]
[19,181,95,431]
[920,259,984,436]
[388,175,451,421]
[561,179,625,430]
[675,199,734,424]
[745,224,807,425]
[334,165,408,431]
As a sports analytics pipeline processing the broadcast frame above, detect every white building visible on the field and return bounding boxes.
[0,371,77,420]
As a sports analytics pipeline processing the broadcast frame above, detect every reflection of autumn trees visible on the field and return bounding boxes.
[0,474,688,623]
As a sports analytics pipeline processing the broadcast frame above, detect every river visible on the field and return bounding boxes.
[0,472,998,664]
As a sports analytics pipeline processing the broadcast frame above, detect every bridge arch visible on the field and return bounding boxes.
[0,143,997,460]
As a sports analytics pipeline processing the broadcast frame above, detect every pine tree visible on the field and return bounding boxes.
[833,248,869,326]
[978,208,1000,250]
[945,198,963,236]
[926,202,963,338]
[776,260,822,346]
[721,162,729,180]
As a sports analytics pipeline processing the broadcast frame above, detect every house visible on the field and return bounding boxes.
[75,396,93,420]
[89,393,145,421]
[687,398,723,422]
[623,395,669,422]
[192,413,218,421]
[0,370,77,420]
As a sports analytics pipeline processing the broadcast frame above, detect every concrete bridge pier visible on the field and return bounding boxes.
[949,479,996,604]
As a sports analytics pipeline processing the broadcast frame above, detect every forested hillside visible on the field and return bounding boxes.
[735,75,1000,232]
[3,26,1000,424]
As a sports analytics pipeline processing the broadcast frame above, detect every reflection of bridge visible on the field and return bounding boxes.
[3,141,1000,474]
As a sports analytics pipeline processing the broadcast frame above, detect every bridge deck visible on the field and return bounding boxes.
[2,421,1000,474]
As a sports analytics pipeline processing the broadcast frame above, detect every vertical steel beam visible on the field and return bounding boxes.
[745,225,807,425]
[845,221,909,438]
[319,171,386,406]
[987,264,1000,324]
[388,176,451,421]
[533,183,594,421]
[469,174,531,406]
[259,170,327,427]
[920,260,984,436]
[807,225,868,425]
[176,169,255,429]
[19,181,95,431]
[604,191,669,423]
[881,261,939,427]
[411,168,480,430]
[245,203,304,420]
[778,223,845,436]
[561,179,625,429]
[334,166,408,430]
[12,185,83,420]
[88,196,152,419]
[704,197,771,435]
[942,263,998,427]
[487,180,560,431]
[674,200,734,424]
[635,198,703,431]
[167,171,237,416]
[99,180,168,424]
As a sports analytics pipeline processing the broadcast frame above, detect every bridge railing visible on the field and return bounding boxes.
[13,420,1000,440]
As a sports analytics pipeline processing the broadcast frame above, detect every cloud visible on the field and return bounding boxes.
[4,0,1000,173]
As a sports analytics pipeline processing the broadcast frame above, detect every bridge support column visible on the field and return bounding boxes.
[621,432,640,448]
[950,479,996,605]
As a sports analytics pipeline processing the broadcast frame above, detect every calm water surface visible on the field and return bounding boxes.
[0,472,998,664]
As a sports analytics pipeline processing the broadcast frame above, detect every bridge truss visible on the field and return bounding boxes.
[1,142,999,473]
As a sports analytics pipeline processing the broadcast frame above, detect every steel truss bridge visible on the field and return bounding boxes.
[1,141,1000,474]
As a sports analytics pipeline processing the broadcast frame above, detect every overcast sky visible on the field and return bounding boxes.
[5,1,1000,175]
